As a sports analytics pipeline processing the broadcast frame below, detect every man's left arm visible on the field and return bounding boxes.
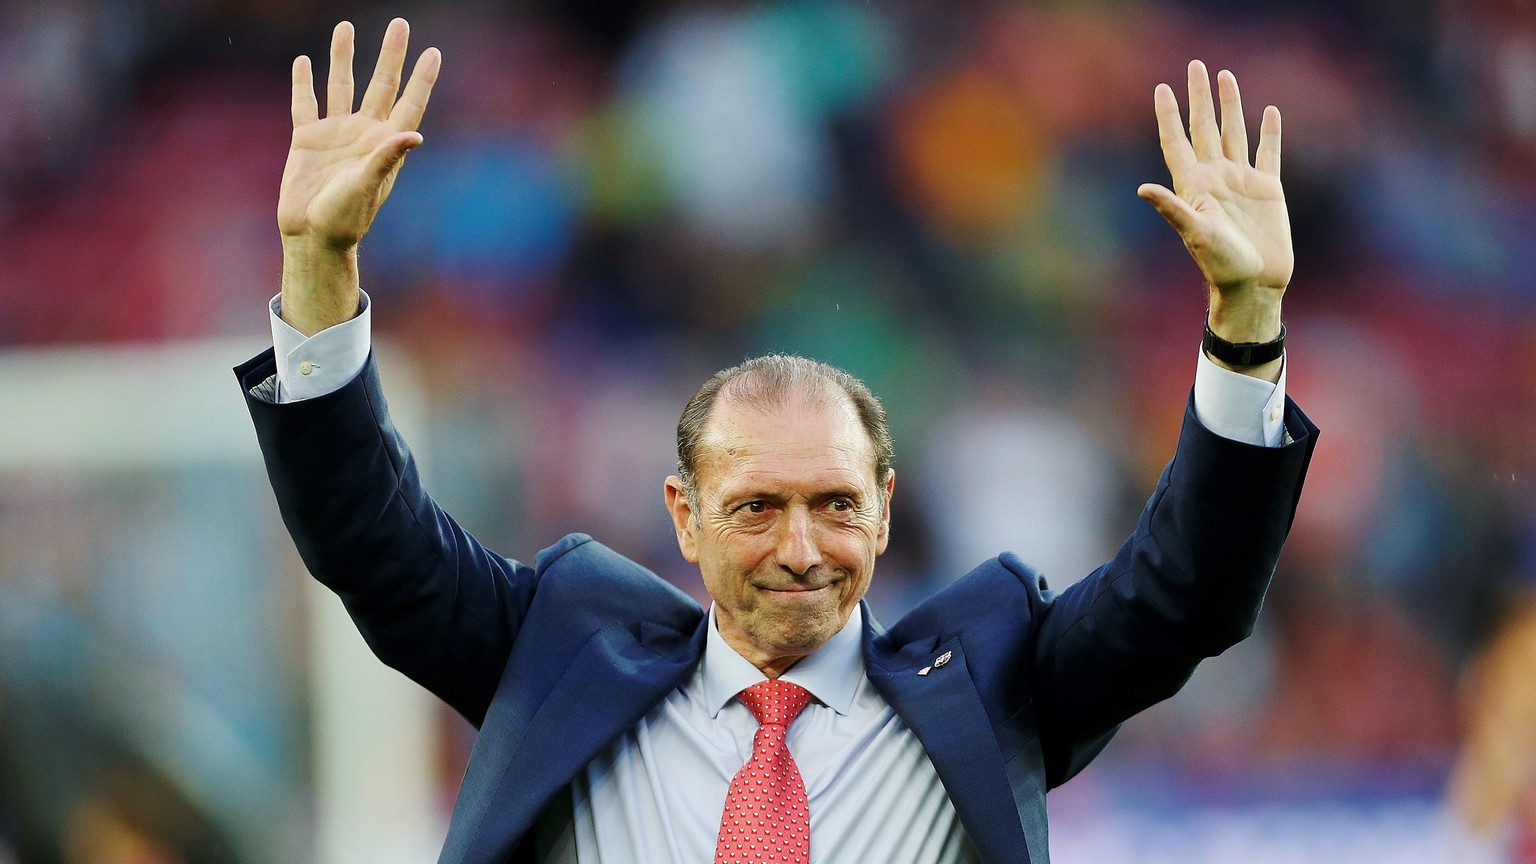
[1029,61,1318,784]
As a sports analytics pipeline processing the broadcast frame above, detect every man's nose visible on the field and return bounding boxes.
[775,507,823,577]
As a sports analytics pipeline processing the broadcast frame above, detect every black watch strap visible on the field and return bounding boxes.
[1202,314,1285,366]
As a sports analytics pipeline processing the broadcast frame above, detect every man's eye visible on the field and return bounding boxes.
[744,501,767,514]
[828,499,853,512]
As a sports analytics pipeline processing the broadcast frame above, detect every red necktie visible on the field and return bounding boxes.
[714,679,813,864]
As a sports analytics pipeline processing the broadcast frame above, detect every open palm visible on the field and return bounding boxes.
[277,19,440,250]
[1138,61,1292,296]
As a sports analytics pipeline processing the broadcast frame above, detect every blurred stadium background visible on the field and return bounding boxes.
[1,0,1534,861]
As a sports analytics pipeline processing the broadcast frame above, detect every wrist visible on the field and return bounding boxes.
[281,233,358,263]
[280,239,361,337]
[1206,283,1283,343]
[1202,302,1285,383]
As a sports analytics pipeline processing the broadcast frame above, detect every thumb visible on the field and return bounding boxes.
[1137,183,1201,237]
[365,131,424,184]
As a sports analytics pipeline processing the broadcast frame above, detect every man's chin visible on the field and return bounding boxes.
[748,606,845,657]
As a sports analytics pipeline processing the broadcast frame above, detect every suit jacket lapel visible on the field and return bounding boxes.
[864,616,1034,864]
[442,617,706,864]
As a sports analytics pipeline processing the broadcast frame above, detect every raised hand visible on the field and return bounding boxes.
[1138,61,1290,352]
[280,18,439,247]
[278,19,440,335]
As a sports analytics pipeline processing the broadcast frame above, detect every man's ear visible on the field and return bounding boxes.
[875,469,895,556]
[664,476,700,563]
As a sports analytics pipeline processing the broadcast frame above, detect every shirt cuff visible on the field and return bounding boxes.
[268,292,372,403]
[1192,346,1287,447]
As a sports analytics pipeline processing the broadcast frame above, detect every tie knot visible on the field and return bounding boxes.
[737,679,812,728]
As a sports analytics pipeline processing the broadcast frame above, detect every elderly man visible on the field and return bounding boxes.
[236,19,1316,864]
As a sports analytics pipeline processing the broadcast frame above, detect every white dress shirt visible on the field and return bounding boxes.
[265,293,1289,862]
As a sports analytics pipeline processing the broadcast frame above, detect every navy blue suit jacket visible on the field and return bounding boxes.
[237,350,1316,864]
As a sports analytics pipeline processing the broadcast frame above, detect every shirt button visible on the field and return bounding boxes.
[1269,406,1281,422]
[299,360,315,376]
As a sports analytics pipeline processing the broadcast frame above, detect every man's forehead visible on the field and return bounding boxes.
[697,384,872,462]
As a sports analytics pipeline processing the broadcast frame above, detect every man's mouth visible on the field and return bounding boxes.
[759,581,837,594]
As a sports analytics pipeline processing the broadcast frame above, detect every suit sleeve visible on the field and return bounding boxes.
[236,348,537,727]
[1030,394,1317,785]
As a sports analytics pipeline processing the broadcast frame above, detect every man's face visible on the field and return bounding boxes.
[665,389,893,676]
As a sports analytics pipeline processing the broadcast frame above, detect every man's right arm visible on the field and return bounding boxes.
[242,19,539,727]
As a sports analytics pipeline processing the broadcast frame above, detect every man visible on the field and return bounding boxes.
[236,18,1316,864]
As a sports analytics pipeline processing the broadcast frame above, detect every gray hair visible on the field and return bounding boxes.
[676,354,893,510]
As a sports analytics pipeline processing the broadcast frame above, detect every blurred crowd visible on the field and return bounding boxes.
[1,0,1535,861]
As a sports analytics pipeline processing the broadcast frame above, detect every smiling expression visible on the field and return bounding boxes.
[665,387,893,677]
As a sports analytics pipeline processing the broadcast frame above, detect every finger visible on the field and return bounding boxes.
[365,131,424,184]
[291,55,319,127]
[1153,82,1197,180]
[1138,183,1202,237]
[1255,104,1282,176]
[1217,69,1249,164]
[1186,59,1221,161]
[359,18,410,120]
[389,47,442,132]
[327,21,355,117]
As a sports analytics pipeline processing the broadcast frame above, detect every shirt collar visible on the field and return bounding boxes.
[698,603,865,718]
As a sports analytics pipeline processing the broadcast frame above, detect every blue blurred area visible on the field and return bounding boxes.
[1,0,1534,861]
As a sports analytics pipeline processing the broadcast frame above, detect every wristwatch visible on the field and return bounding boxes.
[1202,314,1285,366]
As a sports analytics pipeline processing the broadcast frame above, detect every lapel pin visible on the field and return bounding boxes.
[916,666,931,676]
[934,650,953,668]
